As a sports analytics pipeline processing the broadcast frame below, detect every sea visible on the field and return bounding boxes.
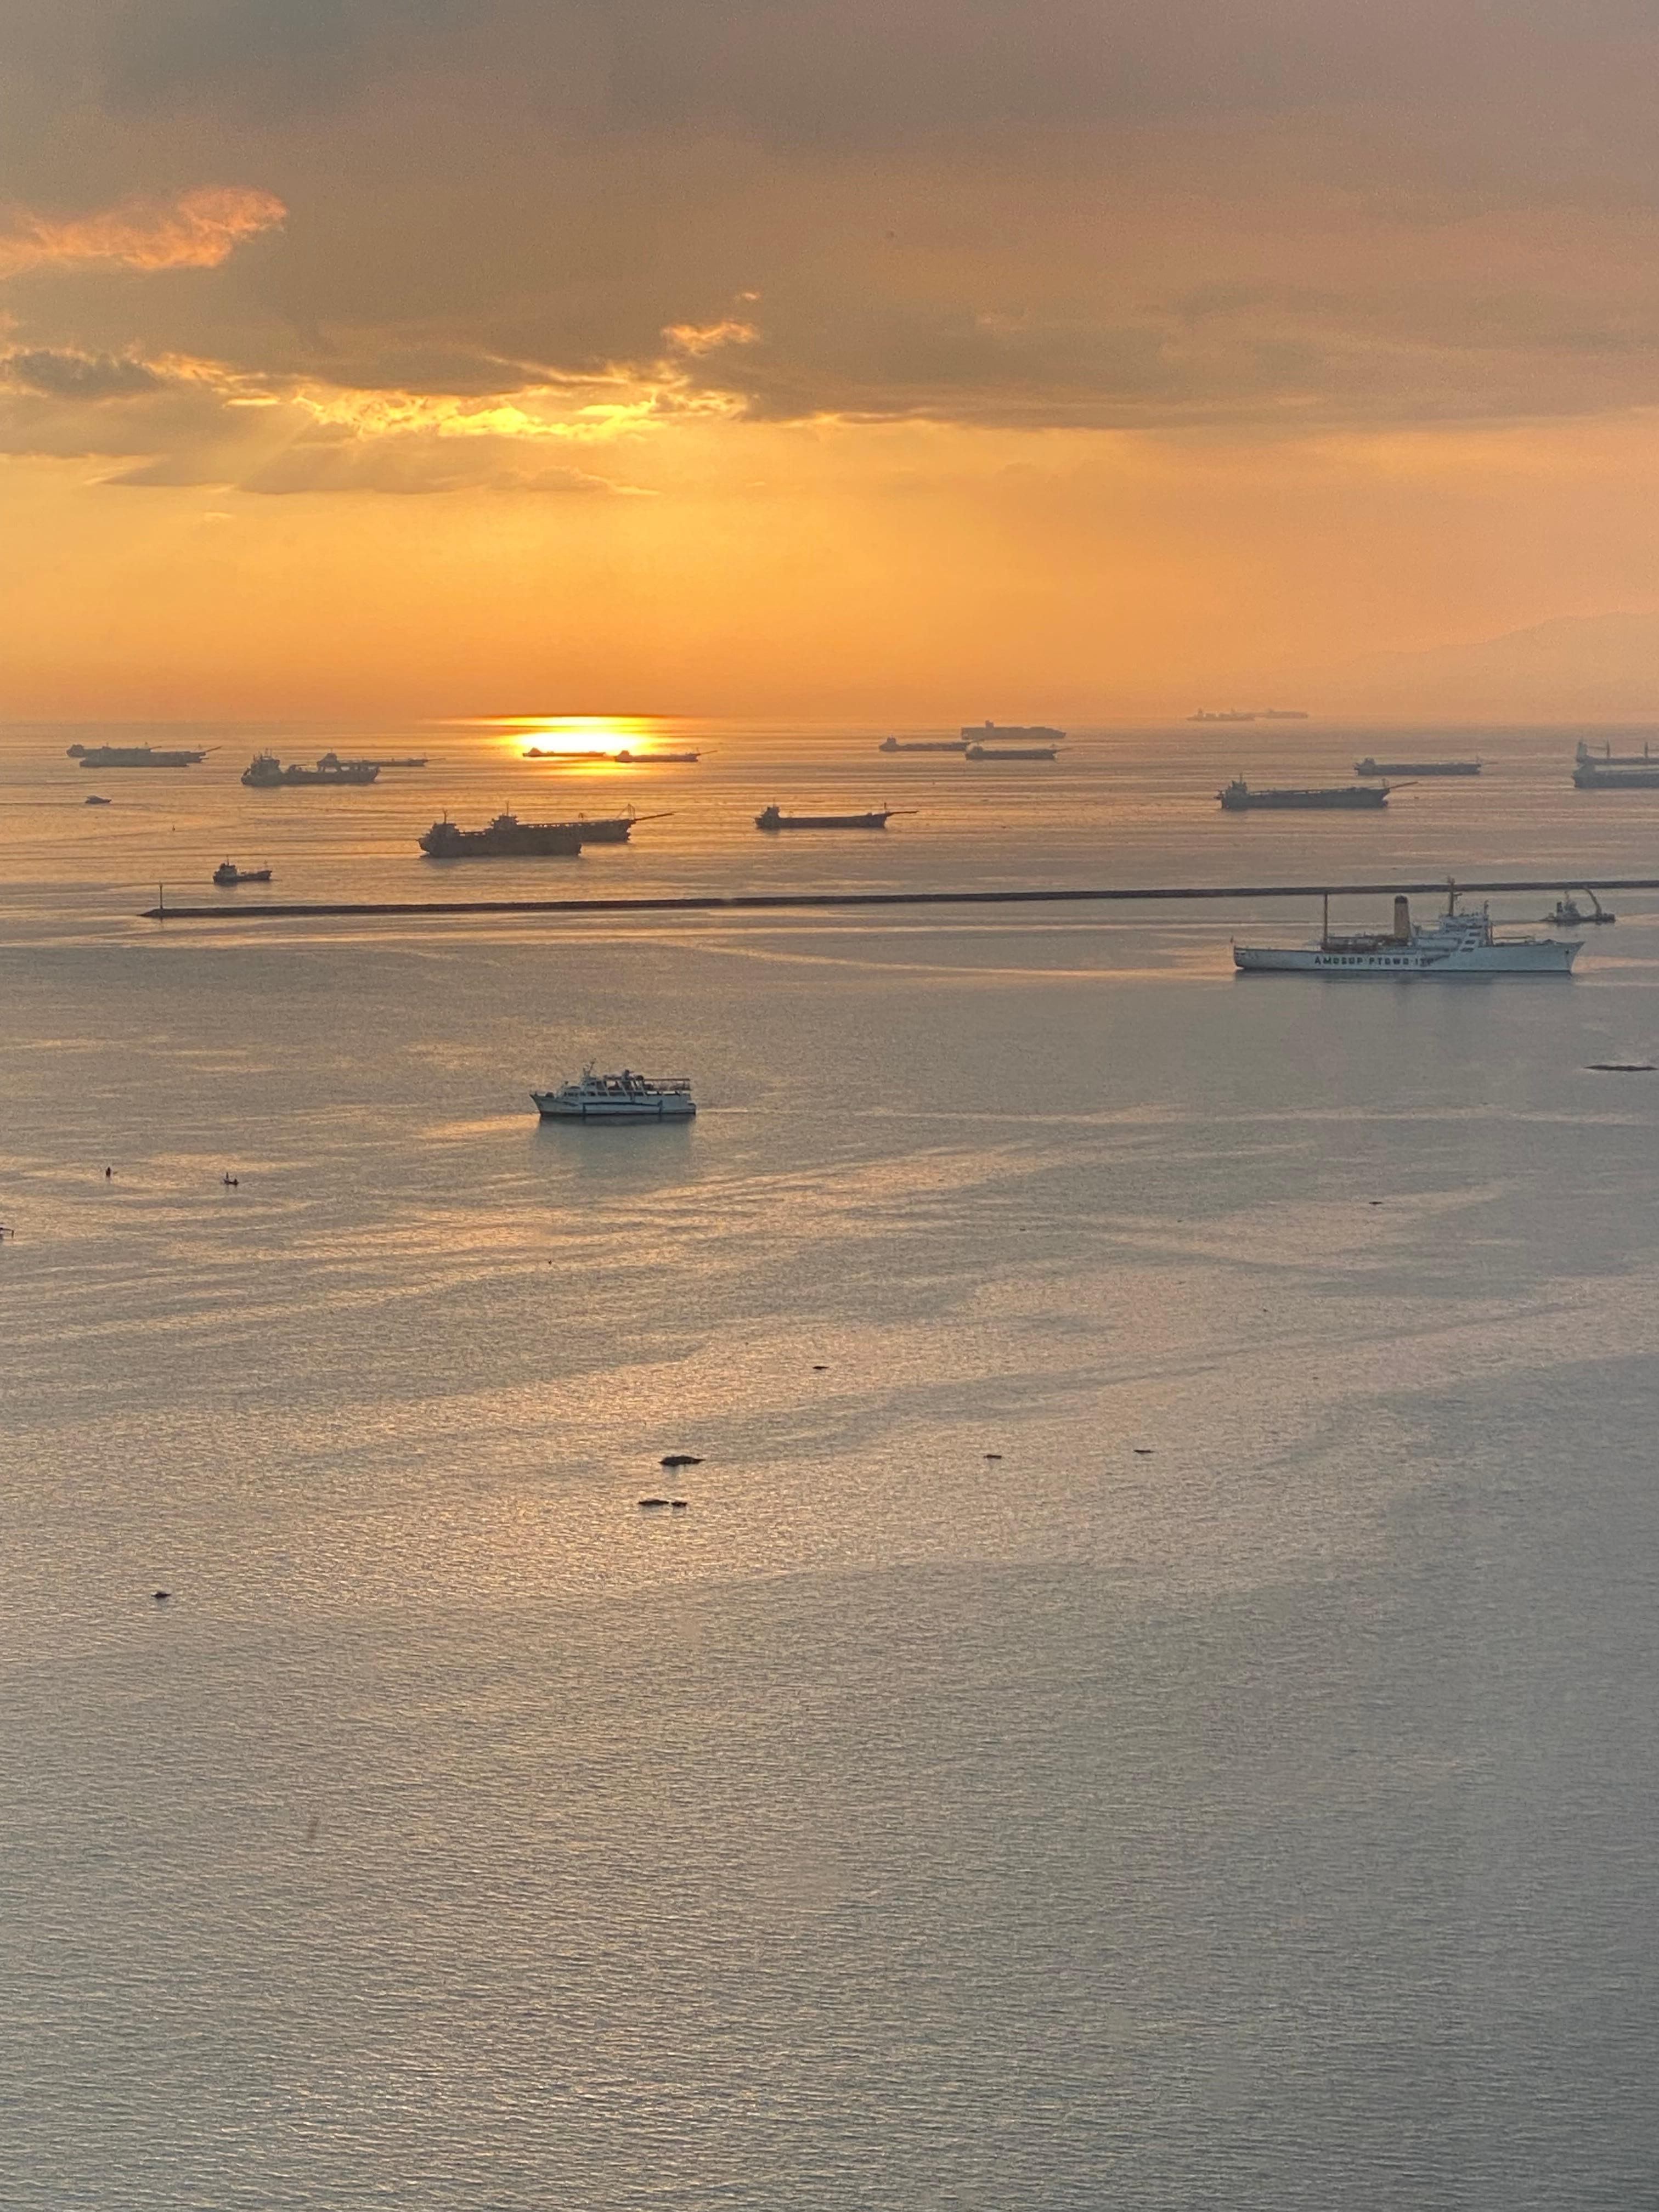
[4,717,1659,2210]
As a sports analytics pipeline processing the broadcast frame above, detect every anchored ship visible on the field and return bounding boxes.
[242,753,379,787]
[420,812,582,857]
[317,751,426,770]
[1219,778,1389,810]
[532,1069,696,1120]
[68,743,211,768]
[879,737,969,752]
[1356,755,1481,777]
[1189,709,1258,723]
[1573,755,1659,789]
[1234,888,1578,975]
[212,861,272,885]
[966,741,1058,760]
[755,805,898,830]
[961,720,1064,744]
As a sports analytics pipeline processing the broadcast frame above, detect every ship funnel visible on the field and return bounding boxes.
[1393,895,1411,941]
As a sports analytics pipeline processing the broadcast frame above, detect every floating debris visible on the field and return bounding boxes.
[639,1497,671,1510]
[659,1453,702,1468]
[153,1590,171,1602]
[1133,1448,1154,1457]
[984,1452,1003,1461]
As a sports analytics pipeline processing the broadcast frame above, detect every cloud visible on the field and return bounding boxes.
[0,186,285,278]
[664,319,760,357]
[1,346,164,398]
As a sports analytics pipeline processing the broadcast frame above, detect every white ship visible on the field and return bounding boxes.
[532,1068,696,1119]
[1233,888,1579,976]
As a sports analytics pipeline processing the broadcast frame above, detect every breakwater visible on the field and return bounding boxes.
[142,876,1659,922]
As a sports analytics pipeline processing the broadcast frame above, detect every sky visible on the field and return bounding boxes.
[5,0,1659,720]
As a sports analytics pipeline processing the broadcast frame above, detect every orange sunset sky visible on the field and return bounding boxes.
[6,2,1659,721]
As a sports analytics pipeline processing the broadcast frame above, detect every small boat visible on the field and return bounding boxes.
[212,861,273,885]
[532,1069,696,1120]
[1545,889,1616,927]
[755,805,898,830]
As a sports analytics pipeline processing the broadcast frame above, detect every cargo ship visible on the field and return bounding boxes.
[616,748,699,763]
[961,720,1064,744]
[68,743,211,768]
[1356,756,1481,777]
[1189,709,1257,723]
[420,812,582,857]
[1572,759,1659,790]
[317,751,426,770]
[966,742,1058,760]
[1234,889,1577,975]
[242,753,379,787]
[532,1069,695,1120]
[212,862,272,885]
[879,737,969,752]
[1219,778,1388,810]
[755,805,896,830]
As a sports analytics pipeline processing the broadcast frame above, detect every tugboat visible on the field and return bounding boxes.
[242,753,380,787]
[1545,888,1616,927]
[755,805,899,830]
[1234,887,1579,975]
[69,742,211,768]
[532,1068,696,1120]
[212,861,273,885]
[1220,777,1389,810]
[420,812,583,857]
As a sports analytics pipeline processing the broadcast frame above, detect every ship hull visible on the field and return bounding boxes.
[1234,941,1577,974]
[78,752,206,768]
[1573,769,1659,789]
[532,1094,695,1119]
[1355,760,1481,776]
[755,813,890,830]
[1221,788,1387,810]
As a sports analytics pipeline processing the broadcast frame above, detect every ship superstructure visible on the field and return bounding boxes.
[532,1069,696,1120]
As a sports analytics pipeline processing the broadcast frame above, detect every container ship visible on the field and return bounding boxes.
[242,753,379,787]
[420,812,583,857]
[1356,756,1481,777]
[961,720,1064,744]
[1218,778,1388,810]
[68,743,211,768]
[1234,890,1577,975]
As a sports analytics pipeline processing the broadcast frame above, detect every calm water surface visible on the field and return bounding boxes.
[4,720,1659,2207]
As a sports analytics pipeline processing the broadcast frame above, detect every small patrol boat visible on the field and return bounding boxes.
[532,1069,696,1120]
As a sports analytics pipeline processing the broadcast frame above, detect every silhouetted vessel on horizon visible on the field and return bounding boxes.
[961,720,1064,746]
[420,812,583,856]
[879,736,969,752]
[242,753,379,787]
[1356,755,1481,777]
[1219,777,1389,811]
[69,742,211,768]
[213,861,273,885]
[756,805,898,830]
